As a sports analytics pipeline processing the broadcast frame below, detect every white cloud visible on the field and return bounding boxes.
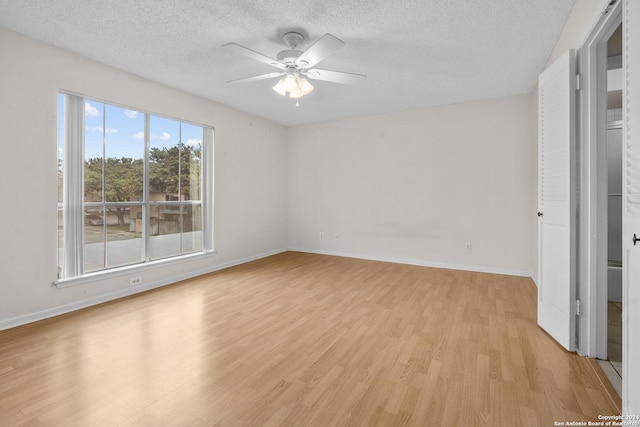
[85,102,100,117]
[152,132,171,141]
[86,126,118,134]
[133,131,145,139]
[124,110,139,119]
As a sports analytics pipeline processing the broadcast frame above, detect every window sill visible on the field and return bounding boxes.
[54,250,217,289]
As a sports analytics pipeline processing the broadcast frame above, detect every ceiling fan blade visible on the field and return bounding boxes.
[304,69,367,85]
[222,43,286,69]
[227,72,285,83]
[296,34,345,68]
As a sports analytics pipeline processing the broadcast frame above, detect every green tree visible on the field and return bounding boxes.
[84,157,144,225]
[82,144,201,226]
[149,143,201,200]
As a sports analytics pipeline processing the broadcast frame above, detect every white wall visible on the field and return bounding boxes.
[546,0,608,67]
[0,29,288,329]
[288,95,535,276]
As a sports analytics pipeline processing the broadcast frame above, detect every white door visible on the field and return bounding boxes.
[537,49,577,351]
[622,0,640,414]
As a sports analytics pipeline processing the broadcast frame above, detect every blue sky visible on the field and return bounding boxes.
[57,94,203,161]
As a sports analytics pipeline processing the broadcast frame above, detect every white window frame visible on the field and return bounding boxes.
[56,92,214,287]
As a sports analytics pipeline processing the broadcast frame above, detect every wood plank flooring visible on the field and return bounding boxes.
[0,252,620,426]
[608,301,623,376]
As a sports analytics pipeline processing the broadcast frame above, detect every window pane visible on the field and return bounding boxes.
[149,204,181,260]
[181,123,202,201]
[150,116,180,203]
[84,100,104,202]
[57,94,65,276]
[84,206,105,272]
[57,207,63,276]
[106,205,143,268]
[60,92,210,279]
[182,204,203,253]
[104,104,144,202]
[57,94,65,205]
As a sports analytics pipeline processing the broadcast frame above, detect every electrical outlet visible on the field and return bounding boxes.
[334,233,339,240]
[319,232,325,240]
[129,276,142,286]
[465,243,472,252]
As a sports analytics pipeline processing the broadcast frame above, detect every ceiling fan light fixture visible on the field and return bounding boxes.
[289,89,304,99]
[272,78,286,96]
[274,73,313,99]
[299,78,314,95]
[283,74,299,92]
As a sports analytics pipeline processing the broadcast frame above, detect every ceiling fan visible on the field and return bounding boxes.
[222,32,366,105]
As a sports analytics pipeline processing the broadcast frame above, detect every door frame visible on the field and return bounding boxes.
[577,0,622,358]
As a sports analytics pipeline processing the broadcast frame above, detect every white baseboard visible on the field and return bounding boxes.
[288,247,534,279]
[0,248,287,331]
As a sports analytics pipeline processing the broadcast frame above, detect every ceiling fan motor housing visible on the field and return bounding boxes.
[278,32,305,66]
[277,49,303,65]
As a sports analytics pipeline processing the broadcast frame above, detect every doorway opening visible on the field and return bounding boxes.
[600,22,623,395]
[576,0,623,397]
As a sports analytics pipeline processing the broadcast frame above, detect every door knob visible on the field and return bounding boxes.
[537,212,543,217]
[634,233,639,246]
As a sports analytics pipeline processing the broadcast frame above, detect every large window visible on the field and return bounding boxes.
[57,93,213,280]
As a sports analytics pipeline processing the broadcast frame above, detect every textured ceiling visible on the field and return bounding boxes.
[0,0,576,126]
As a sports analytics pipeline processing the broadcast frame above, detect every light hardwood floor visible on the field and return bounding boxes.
[608,301,623,377]
[0,252,620,426]
[597,302,623,397]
